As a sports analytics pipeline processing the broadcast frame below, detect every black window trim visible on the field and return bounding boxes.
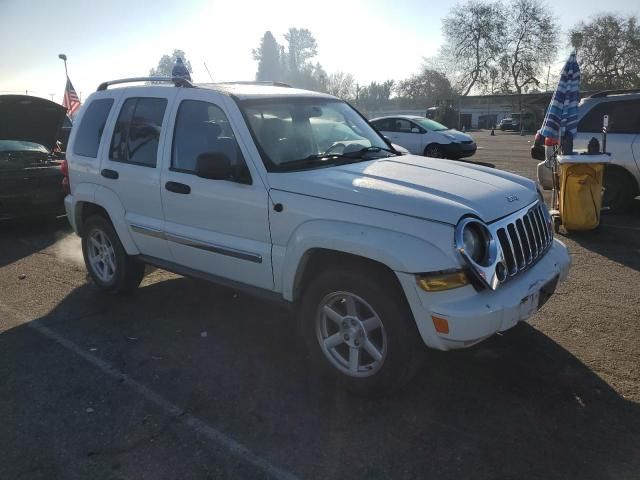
[169,98,252,184]
[108,96,168,168]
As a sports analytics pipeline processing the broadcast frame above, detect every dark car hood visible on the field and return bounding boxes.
[0,95,67,150]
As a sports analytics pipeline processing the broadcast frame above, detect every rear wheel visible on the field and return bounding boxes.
[424,143,445,158]
[82,215,145,294]
[602,167,635,212]
[300,263,423,395]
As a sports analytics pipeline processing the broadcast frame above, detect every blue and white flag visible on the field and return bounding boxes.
[540,52,581,142]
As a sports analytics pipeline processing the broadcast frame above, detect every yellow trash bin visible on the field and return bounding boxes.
[557,154,609,231]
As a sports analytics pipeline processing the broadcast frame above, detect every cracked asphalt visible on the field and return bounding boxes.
[1,131,639,479]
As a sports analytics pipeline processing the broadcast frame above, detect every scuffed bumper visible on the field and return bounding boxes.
[397,238,571,351]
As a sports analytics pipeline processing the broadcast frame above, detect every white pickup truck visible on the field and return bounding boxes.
[64,78,570,394]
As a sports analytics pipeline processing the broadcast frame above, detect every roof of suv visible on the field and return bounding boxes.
[95,78,336,101]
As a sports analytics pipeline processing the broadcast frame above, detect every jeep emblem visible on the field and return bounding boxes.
[506,195,519,203]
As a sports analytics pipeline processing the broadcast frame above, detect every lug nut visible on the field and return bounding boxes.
[342,321,347,328]
[344,334,350,341]
[351,319,357,326]
[354,340,360,347]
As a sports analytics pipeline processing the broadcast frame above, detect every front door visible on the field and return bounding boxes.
[160,90,273,290]
[386,118,423,154]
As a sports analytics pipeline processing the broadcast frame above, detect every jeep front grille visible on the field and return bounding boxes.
[494,202,553,278]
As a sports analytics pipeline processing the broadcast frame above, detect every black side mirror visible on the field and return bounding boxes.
[195,152,233,180]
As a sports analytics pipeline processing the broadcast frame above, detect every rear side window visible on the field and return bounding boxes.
[73,98,113,158]
[109,97,167,167]
[371,119,393,131]
[578,99,640,134]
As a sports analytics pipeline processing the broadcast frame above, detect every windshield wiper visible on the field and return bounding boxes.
[279,146,397,169]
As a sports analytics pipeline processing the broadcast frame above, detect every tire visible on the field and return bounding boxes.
[81,215,145,294]
[424,143,445,159]
[299,262,424,395]
[602,167,635,213]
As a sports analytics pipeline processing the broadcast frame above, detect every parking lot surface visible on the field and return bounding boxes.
[1,131,639,479]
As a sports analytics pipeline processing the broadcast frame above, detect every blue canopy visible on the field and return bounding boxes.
[540,52,581,142]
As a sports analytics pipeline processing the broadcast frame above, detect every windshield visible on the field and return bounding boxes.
[239,98,394,171]
[0,140,49,154]
[413,118,449,131]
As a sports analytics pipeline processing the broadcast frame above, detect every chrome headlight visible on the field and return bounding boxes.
[455,218,503,289]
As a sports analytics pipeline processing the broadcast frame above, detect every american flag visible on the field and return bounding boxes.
[63,77,81,116]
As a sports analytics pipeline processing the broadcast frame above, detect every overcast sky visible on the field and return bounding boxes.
[1,0,638,103]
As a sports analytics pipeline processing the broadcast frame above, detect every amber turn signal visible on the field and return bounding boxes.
[416,271,469,292]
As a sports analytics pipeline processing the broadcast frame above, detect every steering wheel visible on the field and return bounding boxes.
[323,142,346,156]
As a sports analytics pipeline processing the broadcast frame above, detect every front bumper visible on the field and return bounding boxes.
[444,142,477,159]
[397,239,571,351]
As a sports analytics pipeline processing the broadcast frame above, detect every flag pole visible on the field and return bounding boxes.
[58,53,68,79]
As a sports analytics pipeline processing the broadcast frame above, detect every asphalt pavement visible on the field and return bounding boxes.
[1,131,639,479]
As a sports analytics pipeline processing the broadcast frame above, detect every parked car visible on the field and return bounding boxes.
[0,95,67,219]
[64,78,570,394]
[370,115,477,159]
[499,117,520,131]
[535,90,640,211]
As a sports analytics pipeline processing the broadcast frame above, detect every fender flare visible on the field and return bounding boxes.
[71,183,139,255]
[279,219,455,301]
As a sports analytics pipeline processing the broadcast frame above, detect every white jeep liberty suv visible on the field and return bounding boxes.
[64,77,571,394]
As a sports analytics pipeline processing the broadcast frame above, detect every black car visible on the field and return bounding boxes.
[0,95,67,219]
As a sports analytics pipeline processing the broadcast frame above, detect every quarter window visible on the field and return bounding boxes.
[73,98,113,158]
[109,97,167,167]
[578,99,640,134]
[172,100,249,180]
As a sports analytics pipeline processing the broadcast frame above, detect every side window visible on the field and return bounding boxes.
[393,119,413,133]
[372,119,393,131]
[172,100,249,181]
[579,100,640,134]
[109,97,167,167]
[73,98,113,158]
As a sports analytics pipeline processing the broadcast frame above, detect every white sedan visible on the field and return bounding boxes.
[370,115,477,159]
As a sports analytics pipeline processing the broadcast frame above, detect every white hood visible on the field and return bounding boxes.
[267,155,538,225]
[442,129,474,142]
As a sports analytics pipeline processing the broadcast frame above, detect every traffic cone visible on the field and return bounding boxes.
[490,128,495,136]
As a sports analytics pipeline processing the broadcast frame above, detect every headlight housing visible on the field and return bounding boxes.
[455,218,503,289]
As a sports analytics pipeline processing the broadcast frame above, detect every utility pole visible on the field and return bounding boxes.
[545,65,551,92]
[203,62,214,82]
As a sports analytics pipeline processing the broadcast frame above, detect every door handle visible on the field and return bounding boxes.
[165,181,191,194]
[101,169,119,179]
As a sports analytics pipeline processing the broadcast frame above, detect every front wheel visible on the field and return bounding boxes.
[299,264,423,395]
[82,215,145,294]
[424,143,445,158]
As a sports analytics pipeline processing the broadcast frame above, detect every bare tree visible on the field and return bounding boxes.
[327,72,356,99]
[570,14,640,90]
[500,0,558,95]
[440,0,504,95]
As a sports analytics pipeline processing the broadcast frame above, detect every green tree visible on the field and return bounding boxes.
[356,81,394,111]
[253,31,282,81]
[396,67,455,106]
[440,0,504,95]
[570,14,640,89]
[149,49,192,77]
[284,28,318,73]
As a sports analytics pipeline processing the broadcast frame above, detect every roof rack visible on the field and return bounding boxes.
[588,88,640,98]
[214,81,292,88]
[97,76,193,91]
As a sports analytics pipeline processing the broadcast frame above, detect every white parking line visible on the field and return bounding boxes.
[0,302,299,480]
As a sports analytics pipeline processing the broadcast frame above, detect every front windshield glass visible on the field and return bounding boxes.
[0,140,49,154]
[413,118,449,131]
[240,98,394,171]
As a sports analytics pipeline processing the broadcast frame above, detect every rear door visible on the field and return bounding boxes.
[160,89,273,290]
[99,88,176,260]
